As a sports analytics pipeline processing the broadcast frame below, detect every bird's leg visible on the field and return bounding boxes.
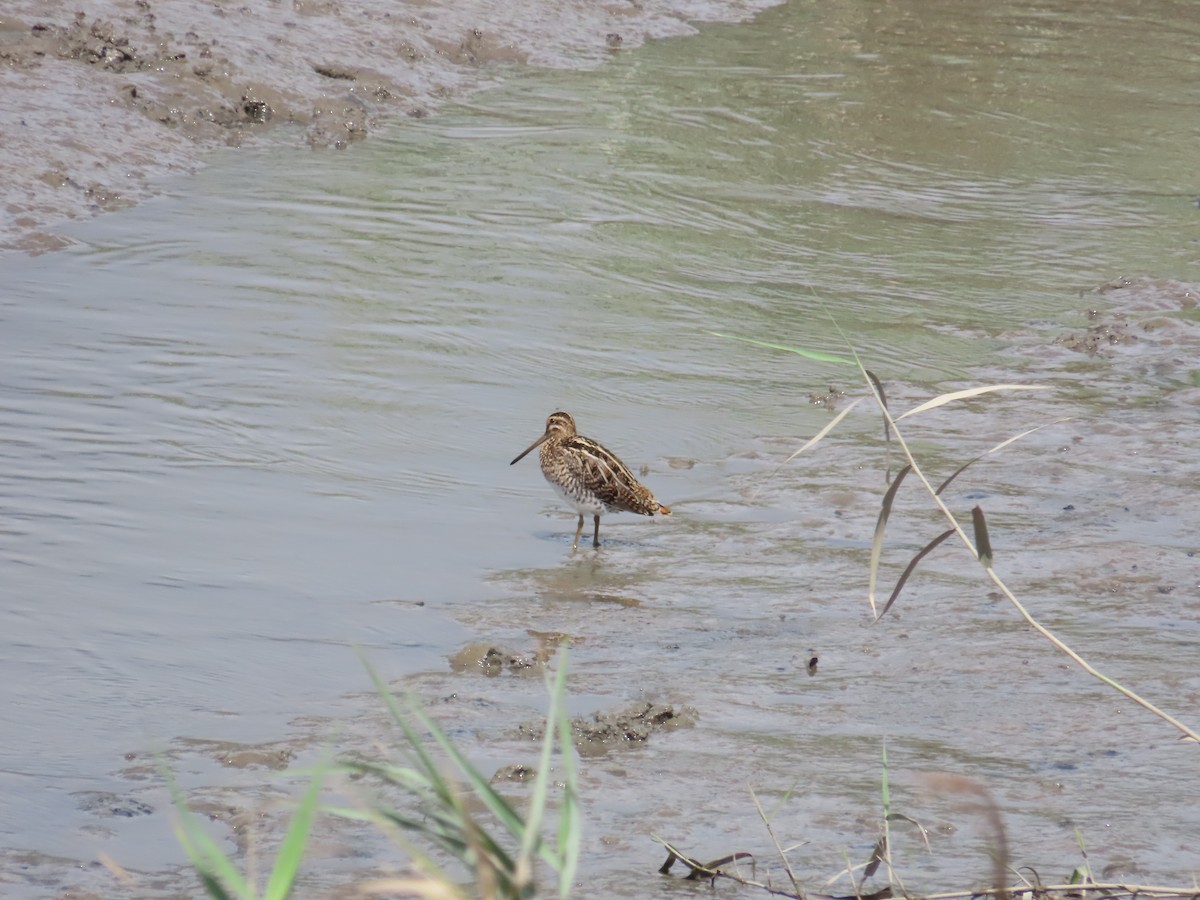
[572,514,584,551]
[592,514,601,549]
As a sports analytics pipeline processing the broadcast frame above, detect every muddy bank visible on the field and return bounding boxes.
[0,0,775,254]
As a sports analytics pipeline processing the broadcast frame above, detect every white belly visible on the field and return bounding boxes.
[547,475,606,515]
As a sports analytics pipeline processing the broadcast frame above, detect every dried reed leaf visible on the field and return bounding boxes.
[97,852,135,887]
[784,397,864,463]
[864,370,892,481]
[868,465,912,618]
[357,875,465,899]
[897,385,1049,421]
[751,785,801,895]
[912,883,1200,900]
[884,812,930,848]
[877,528,955,620]
[866,369,889,437]
[972,506,993,568]
[862,835,886,880]
[919,774,1009,900]
[866,370,887,412]
[655,835,754,882]
[656,837,705,875]
[696,852,756,879]
[936,418,1074,496]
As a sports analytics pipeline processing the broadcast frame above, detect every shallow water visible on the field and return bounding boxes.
[2,0,1199,895]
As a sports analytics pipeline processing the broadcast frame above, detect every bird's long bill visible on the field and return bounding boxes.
[510,431,551,465]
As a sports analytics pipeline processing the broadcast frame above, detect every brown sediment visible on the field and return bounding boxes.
[0,0,776,254]
[520,699,698,756]
[449,641,546,676]
[1054,276,1200,357]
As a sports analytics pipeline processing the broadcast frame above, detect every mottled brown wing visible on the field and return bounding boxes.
[563,435,661,515]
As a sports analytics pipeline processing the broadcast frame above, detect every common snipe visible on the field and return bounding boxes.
[510,411,671,550]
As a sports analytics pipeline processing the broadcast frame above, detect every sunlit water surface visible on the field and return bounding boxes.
[2,0,1199,894]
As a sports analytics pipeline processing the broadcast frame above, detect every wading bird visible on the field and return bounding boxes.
[510,411,671,550]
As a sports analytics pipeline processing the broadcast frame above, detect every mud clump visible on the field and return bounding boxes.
[214,746,296,771]
[1090,274,1199,311]
[1056,276,1200,356]
[29,12,180,74]
[808,385,846,408]
[449,633,577,676]
[73,791,154,819]
[521,701,697,757]
[165,737,296,770]
[1055,309,1136,355]
[491,763,537,783]
[306,102,371,149]
[449,642,545,676]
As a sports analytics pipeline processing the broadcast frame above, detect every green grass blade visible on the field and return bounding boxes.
[325,804,467,897]
[555,770,581,899]
[516,686,557,876]
[354,649,445,787]
[334,760,437,795]
[707,331,855,365]
[518,648,573,883]
[362,654,549,873]
[354,652,524,876]
[262,760,327,900]
[551,654,581,897]
[517,651,569,886]
[401,696,529,846]
[166,765,253,900]
[354,760,520,878]
[353,648,583,883]
[324,804,431,832]
[172,818,239,900]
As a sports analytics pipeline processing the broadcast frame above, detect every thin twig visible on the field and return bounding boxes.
[921,883,1200,900]
[752,786,805,899]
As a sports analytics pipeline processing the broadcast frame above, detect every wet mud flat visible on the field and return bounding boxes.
[13,276,1194,898]
[3,0,1198,891]
[0,0,773,254]
[425,277,1200,894]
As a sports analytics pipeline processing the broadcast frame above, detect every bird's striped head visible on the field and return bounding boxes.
[544,411,578,437]
[510,411,578,466]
